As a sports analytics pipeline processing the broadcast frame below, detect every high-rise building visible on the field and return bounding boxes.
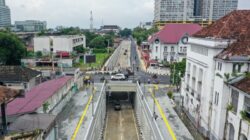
[154,0,238,28]
[15,20,47,32]
[0,0,11,27]
[154,0,194,28]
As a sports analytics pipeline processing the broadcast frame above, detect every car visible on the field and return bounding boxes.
[114,100,121,111]
[111,73,126,80]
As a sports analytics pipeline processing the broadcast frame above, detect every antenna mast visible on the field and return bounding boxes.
[90,11,94,32]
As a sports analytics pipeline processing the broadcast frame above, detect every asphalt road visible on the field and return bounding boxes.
[91,38,171,84]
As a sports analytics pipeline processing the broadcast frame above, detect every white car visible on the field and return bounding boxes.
[111,74,126,80]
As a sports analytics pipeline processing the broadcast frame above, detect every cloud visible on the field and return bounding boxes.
[6,0,250,29]
[6,0,154,29]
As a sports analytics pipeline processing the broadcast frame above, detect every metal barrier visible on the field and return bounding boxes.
[135,83,165,140]
[84,82,106,140]
[84,82,164,140]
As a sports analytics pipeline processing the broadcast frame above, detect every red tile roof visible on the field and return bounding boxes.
[194,10,250,39]
[232,77,250,95]
[193,10,250,60]
[6,76,73,116]
[148,24,202,44]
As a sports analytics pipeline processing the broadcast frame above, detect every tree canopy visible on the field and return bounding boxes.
[89,36,106,49]
[119,28,132,38]
[0,31,26,65]
[132,27,158,45]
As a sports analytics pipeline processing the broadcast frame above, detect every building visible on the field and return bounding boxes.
[0,86,23,134]
[6,76,74,117]
[0,66,41,91]
[148,24,201,64]
[181,10,250,140]
[34,35,86,54]
[98,25,120,34]
[154,0,238,28]
[224,76,250,140]
[140,22,153,30]
[154,0,194,28]
[15,20,47,32]
[0,0,11,27]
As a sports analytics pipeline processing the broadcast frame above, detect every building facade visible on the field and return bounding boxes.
[181,10,250,140]
[34,35,86,53]
[148,24,201,64]
[154,0,194,27]
[15,20,47,32]
[154,0,238,28]
[0,0,11,27]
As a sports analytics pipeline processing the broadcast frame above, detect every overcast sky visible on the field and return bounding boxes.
[6,0,250,29]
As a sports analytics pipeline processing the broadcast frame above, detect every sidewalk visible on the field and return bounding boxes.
[136,47,170,76]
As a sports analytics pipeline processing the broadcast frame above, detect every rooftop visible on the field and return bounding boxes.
[193,10,250,60]
[0,66,41,83]
[231,76,250,95]
[9,114,56,133]
[149,23,201,44]
[6,76,73,116]
[194,10,250,39]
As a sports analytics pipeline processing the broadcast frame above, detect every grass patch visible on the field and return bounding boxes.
[76,53,110,70]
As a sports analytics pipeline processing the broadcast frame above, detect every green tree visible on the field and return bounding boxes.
[89,36,106,48]
[132,27,158,45]
[0,31,26,65]
[83,31,98,47]
[104,34,114,47]
[35,51,43,58]
[119,28,132,37]
[170,59,186,90]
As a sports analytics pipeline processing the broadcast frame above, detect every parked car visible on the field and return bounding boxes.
[111,73,126,80]
[114,100,121,111]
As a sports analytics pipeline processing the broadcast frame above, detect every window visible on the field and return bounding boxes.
[217,62,222,71]
[156,46,158,52]
[244,96,250,113]
[231,89,239,114]
[171,46,174,52]
[180,47,183,52]
[233,63,243,73]
[214,92,219,105]
[164,46,168,52]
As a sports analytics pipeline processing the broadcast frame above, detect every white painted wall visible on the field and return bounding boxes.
[34,35,86,53]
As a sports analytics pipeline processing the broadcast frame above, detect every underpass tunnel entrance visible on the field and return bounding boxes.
[104,92,139,140]
[106,92,136,107]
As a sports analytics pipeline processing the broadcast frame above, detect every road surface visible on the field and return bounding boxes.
[104,103,139,140]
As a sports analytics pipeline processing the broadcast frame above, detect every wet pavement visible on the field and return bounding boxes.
[140,84,194,140]
[104,103,139,140]
[57,84,103,140]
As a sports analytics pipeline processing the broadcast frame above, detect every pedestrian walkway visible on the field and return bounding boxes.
[146,66,170,75]
[140,85,194,140]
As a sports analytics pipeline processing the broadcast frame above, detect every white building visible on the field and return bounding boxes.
[181,10,250,140]
[34,35,86,54]
[148,23,201,63]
